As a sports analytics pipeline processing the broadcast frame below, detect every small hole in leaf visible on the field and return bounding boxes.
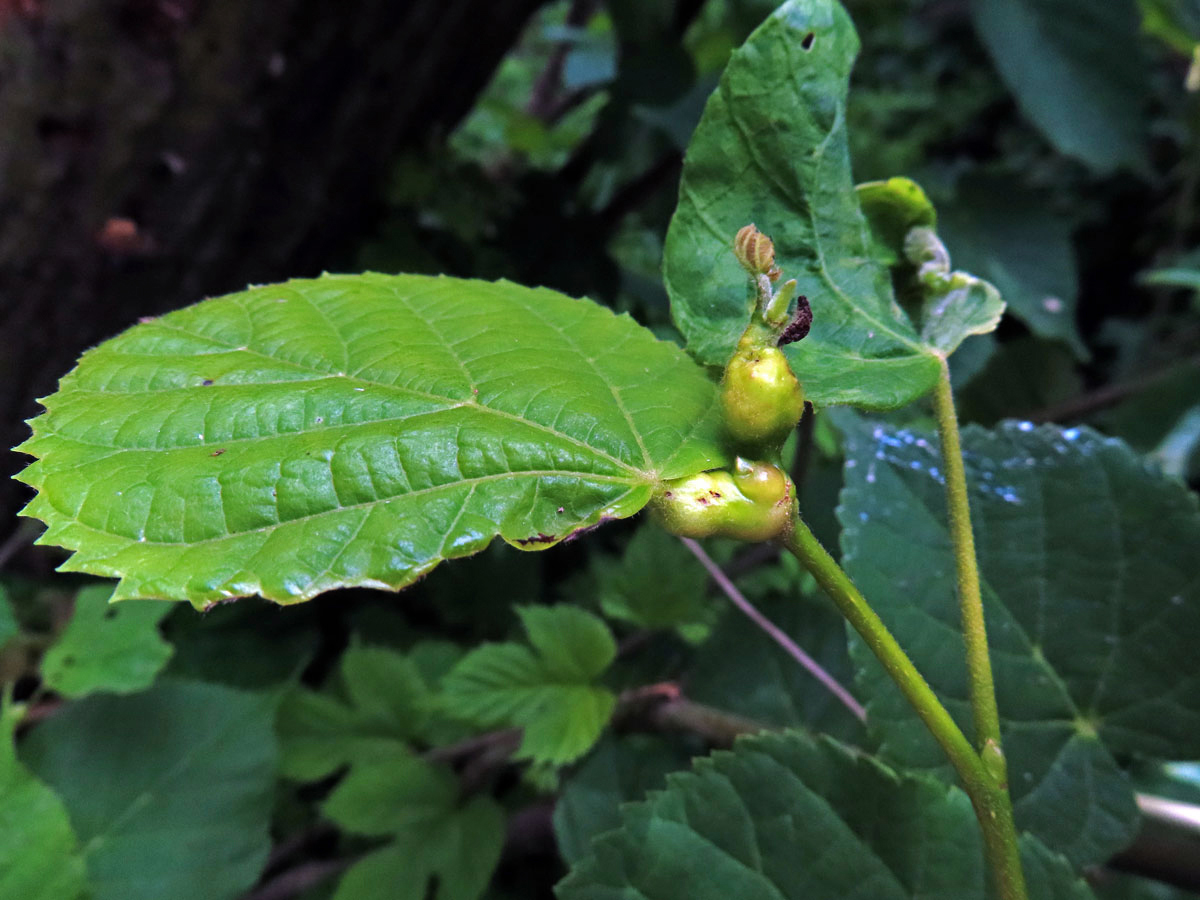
[801,32,815,50]
[104,608,118,620]
[62,656,76,666]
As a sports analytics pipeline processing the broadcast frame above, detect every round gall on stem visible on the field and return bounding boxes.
[650,461,793,543]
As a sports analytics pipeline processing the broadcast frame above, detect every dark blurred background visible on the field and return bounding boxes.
[3,0,1200,548]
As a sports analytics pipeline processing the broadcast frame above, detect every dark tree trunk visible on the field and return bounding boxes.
[0,0,543,533]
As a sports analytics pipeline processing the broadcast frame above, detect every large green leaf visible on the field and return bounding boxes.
[557,729,1094,900]
[16,273,727,607]
[839,421,1200,867]
[324,755,505,900]
[0,703,88,900]
[20,680,278,900]
[41,583,173,698]
[441,605,617,764]
[664,0,941,409]
[970,0,1148,173]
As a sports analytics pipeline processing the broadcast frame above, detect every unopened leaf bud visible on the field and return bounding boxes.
[734,224,776,275]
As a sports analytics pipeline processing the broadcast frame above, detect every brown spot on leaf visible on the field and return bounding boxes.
[210,448,225,457]
[515,532,556,546]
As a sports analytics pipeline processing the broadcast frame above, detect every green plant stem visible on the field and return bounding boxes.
[780,515,1027,900]
[932,358,1003,751]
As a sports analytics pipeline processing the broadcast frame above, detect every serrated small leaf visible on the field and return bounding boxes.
[665,0,941,409]
[328,761,505,900]
[589,524,715,636]
[16,273,727,607]
[516,604,617,681]
[0,703,89,900]
[20,680,278,900]
[839,420,1200,867]
[277,644,435,780]
[326,756,504,900]
[557,730,989,900]
[41,583,173,698]
[441,605,616,764]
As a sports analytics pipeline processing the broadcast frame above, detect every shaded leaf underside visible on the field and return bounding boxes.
[558,730,1093,900]
[839,420,1200,867]
[17,273,726,606]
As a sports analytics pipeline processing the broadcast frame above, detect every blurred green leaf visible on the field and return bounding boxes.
[41,583,172,698]
[0,584,16,650]
[665,0,941,409]
[441,605,616,764]
[956,337,1083,425]
[0,702,88,900]
[840,421,1200,866]
[163,598,320,688]
[1151,404,1200,478]
[856,176,938,259]
[558,729,1093,899]
[277,644,441,781]
[17,274,727,607]
[970,0,1149,173]
[553,734,688,865]
[1138,0,1200,52]
[21,680,278,900]
[328,757,504,900]
[939,176,1086,358]
[686,592,865,743]
[590,524,715,638]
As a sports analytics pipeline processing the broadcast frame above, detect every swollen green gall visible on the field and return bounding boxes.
[718,225,812,455]
[650,459,794,542]
[721,335,805,450]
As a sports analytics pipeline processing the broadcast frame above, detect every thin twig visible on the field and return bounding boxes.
[1026,356,1200,423]
[241,860,348,900]
[680,537,867,722]
[0,521,38,571]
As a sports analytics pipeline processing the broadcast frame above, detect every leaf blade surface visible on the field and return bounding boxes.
[17,274,727,606]
[839,420,1200,866]
[664,0,940,408]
